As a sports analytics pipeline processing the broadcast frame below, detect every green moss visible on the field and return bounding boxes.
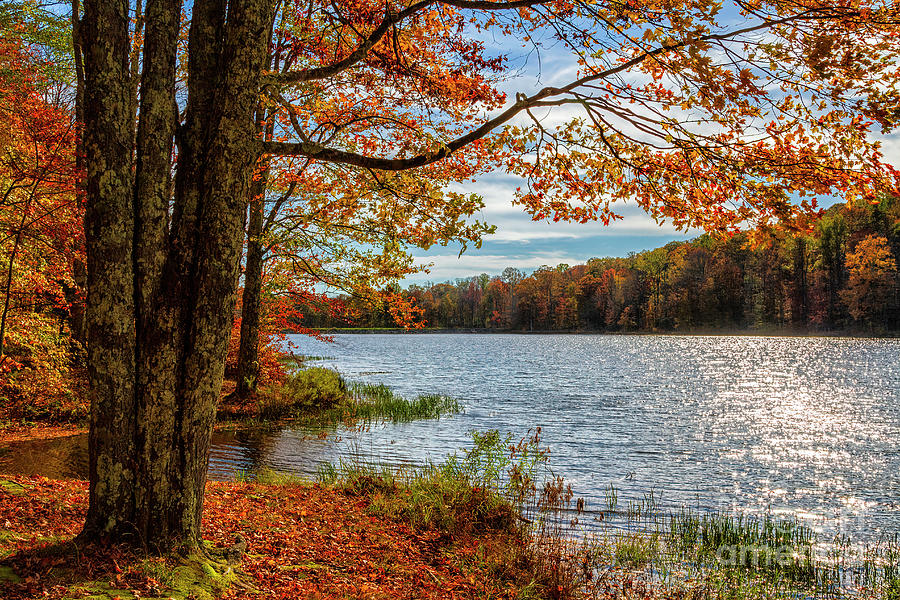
[56,555,238,600]
[67,583,138,600]
[0,479,26,495]
[0,565,22,583]
[0,530,17,558]
[167,555,238,600]
[0,530,17,542]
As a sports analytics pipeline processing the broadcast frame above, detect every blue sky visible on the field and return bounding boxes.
[405,171,698,284]
[398,9,900,286]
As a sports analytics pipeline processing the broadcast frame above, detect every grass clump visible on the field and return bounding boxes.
[257,367,346,419]
[318,429,549,536]
[235,466,307,486]
[257,368,461,425]
[277,354,334,371]
[665,509,817,581]
[282,367,347,412]
[317,428,591,598]
[346,382,461,422]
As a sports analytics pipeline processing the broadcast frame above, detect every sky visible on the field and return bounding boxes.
[404,171,698,284]
[399,8,900,286]
[402,22,699,285]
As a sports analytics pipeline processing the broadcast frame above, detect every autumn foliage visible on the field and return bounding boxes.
[0,26,84,423]
[841,233,898,327]
[319,198,900,333]
[2,0,900,561]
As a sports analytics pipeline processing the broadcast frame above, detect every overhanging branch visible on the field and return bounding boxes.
[261,6,863,172]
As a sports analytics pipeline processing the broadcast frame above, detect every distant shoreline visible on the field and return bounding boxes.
[296,327,899,338]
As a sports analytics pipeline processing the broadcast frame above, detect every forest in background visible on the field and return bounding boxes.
[307,197,900,334]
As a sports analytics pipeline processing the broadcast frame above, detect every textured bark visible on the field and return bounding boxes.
[235,171,267,398]
[132,0,184,544]
[170,0,275,540]
[80,0,275,551]
[81,0,138,539]
[134,0,179,320]
[234,49,276,399]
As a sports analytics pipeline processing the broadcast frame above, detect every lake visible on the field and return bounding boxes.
[2,333,899,543]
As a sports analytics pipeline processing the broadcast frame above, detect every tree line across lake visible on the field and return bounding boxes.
[304,197,900,334]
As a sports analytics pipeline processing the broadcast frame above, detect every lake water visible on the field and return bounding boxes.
[2,334,899,543]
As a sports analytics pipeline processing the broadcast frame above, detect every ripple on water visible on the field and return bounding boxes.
[1,334,898,543]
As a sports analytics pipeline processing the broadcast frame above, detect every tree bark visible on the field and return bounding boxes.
[235,169,268,398]
[80,0,274,551]
[234,77,277,399]
[81,0,138,539]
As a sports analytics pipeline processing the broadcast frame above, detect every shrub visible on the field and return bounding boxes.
[256,390,294,420]
[281,367,347,411]
[0,313,87,423]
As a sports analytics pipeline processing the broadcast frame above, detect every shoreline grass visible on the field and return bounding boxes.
[250,367,462,427]
[6,427,900,599]
[252,431,900,600]
[549,487,900,600]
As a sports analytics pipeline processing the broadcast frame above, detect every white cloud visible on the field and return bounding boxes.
[411,251,584,282]
[456,172,698,242]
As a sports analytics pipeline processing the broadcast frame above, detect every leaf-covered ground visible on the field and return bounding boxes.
[0,476,538,599]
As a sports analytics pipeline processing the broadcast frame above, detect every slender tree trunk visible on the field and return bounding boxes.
[235,169,268,398]
[791,237,808,327]
[0,203,29,361]
[80,0,274,551]
[68,0,88,343]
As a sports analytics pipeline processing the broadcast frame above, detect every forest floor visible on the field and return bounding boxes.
[0,424,85,443]
[0,475,549,600]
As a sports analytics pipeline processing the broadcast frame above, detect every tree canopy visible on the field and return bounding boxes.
[258,0,899,234]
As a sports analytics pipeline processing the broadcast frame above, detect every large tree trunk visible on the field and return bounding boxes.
[81,0,139,537]
[80,0,273,552]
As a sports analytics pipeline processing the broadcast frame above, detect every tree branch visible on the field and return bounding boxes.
[261,7,859,172]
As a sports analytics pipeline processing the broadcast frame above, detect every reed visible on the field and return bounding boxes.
[257,370,461,425]
[252,432,900,600]
[345,382,461,422]
[575,485,900,599]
